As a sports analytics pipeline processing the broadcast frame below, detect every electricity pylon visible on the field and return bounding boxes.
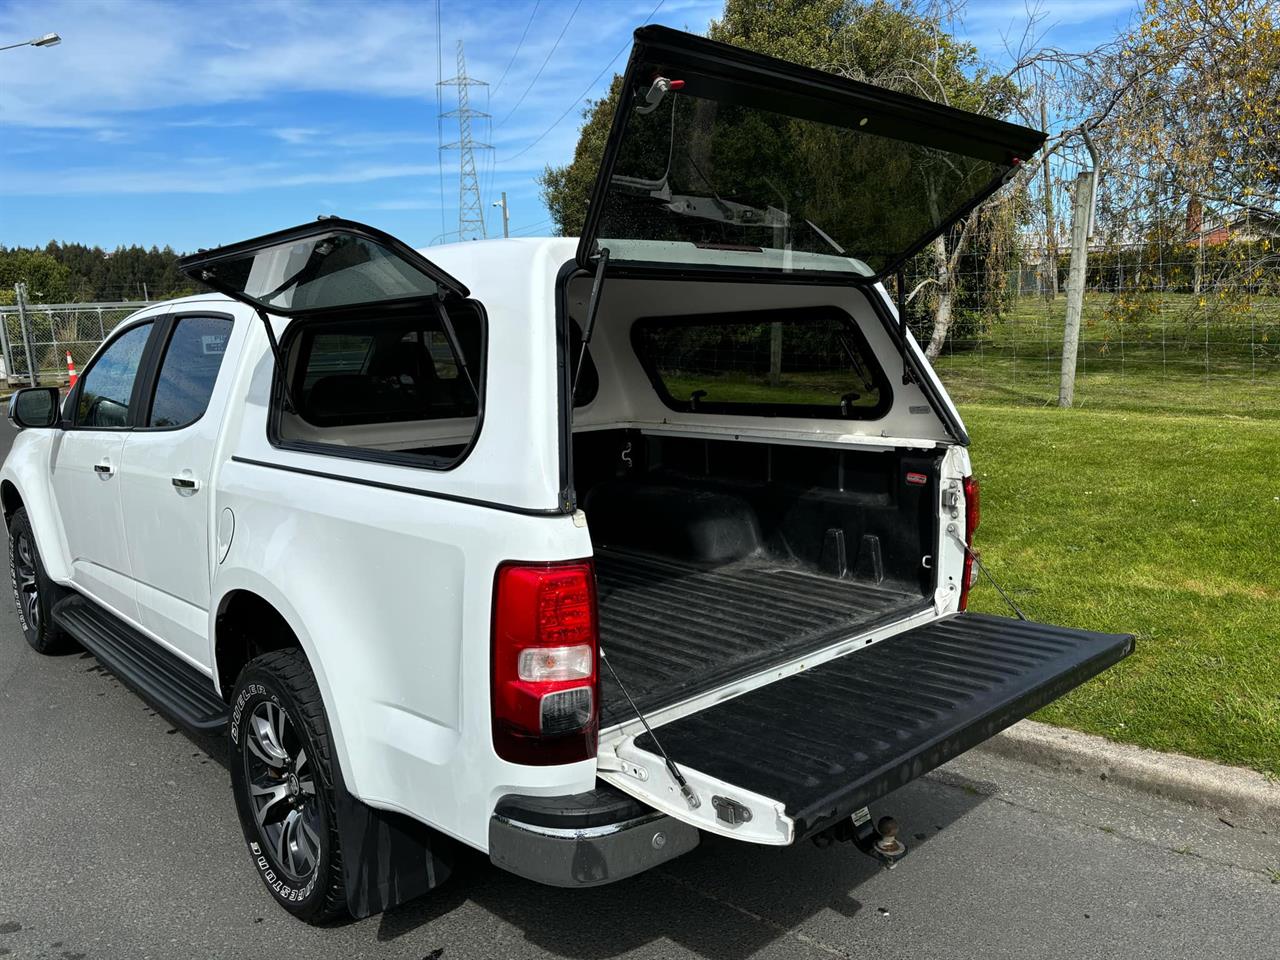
[438,41,491,241]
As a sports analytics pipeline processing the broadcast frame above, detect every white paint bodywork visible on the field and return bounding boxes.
[0,237,973,852]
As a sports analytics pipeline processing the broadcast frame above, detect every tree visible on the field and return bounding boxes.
[539,0,1025,358]
[0,250,74,305]
[1099,0,1280,217]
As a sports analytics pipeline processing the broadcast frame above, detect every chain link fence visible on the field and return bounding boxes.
[896,150,1280,417]
[0,301,150,387]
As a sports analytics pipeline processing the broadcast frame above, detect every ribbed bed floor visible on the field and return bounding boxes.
[595,547,925,725]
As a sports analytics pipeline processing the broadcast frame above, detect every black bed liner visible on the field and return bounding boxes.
[595,547,927,724]
[632,612,1133,840]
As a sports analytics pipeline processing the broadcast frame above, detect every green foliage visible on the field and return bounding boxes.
[0,251,74,305]
[0,241,201,304]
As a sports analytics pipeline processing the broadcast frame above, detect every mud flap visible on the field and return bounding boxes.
[332,763,453,918]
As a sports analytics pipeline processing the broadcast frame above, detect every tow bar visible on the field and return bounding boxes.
[811,806,908,868]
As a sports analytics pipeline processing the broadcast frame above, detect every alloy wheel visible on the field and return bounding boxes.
[13,531,40,634]
[243,700,323,881]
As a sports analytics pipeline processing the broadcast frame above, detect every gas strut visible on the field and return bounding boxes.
[600,647,700,810]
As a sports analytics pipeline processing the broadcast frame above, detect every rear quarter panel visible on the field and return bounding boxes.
[212,304,596,852]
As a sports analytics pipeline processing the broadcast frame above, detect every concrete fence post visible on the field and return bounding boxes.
[14,283,38,387]
[1058,170,1097,408]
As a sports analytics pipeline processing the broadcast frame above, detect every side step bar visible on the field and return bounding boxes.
[53,595,229,733]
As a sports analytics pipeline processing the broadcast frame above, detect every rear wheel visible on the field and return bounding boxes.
[229,649,347,923]
[8,507,73,654]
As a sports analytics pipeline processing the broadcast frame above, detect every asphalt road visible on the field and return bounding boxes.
[1,422,1277,960]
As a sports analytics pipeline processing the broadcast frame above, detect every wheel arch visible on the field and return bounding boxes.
[0,459,72,584]
[210,571,354,792]
[1,478,23,525]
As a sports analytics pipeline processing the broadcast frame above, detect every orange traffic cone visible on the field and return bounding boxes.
[66,351,77,387]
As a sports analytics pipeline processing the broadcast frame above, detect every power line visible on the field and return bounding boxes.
[498,0,664,164]
[491,0,541,97]
[495,0,583,129]
[435,0,446,242]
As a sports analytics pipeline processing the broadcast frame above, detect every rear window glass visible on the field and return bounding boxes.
[633,309,889,419]
[148,316,233,428]
[276,303,485,468]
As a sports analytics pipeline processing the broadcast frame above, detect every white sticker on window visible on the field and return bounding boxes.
[202,334,228,355]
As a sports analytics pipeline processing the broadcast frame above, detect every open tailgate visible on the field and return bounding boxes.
[598,613,1132,844]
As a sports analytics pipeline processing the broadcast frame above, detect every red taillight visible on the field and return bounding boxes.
[958,475,981,611]
[491,560,598,765]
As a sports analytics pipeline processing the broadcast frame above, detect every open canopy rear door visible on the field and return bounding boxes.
[598,613,1132,845]
[178,217,469,316]
[577,26,1046,280]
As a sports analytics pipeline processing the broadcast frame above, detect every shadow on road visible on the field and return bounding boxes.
[372,778,989,959]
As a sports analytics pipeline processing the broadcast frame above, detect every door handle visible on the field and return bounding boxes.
[94,462,114,477]
[171,476,199,491]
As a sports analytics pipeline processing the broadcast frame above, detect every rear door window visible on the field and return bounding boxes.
[276,303,486,468]
[633,308,889,419]
[147,316,234,428]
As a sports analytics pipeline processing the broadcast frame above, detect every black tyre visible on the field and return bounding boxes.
[8,507,74,655]
[229,649,347,923]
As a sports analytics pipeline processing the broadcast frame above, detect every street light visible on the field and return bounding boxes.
[0,32,61,52]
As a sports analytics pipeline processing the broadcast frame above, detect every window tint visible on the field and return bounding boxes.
[301,334,374,391]
[148,317,234,428]
[196,230,444,313]
[277,303,485,468]
[76,322,153,428]
[633,309,889,419]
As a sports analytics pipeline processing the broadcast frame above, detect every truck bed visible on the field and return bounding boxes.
[595,547,927,726]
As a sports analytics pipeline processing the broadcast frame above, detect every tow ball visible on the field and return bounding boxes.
[811,807,909,868]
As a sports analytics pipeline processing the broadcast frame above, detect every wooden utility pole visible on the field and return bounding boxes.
[1058,170,1096,407]
[496,192,510,238]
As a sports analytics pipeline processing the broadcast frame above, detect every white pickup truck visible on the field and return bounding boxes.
[3,27,1131,923]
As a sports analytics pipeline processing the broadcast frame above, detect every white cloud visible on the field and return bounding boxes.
[1,159,447,196]
[0,0,689,128]
[270,127,323,145]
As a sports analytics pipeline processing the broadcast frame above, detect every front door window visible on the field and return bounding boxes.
[76,322,153,428]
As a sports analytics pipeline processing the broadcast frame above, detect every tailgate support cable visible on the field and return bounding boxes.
[950,530,1028,621]
[572,248,610,402]
[600,647,701,810]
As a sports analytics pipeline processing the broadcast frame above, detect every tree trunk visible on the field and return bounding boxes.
[1040,98,1058,301]
[924,234,954,360]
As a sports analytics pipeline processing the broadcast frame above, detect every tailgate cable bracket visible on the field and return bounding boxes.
[948,528,1028,621]
[600,647,701,810]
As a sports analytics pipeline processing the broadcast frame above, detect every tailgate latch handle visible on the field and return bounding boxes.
[711,796,753,827]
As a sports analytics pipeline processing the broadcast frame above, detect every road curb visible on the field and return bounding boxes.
[977,720,1280,824]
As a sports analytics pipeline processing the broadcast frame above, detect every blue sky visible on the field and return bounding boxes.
[0,0,1137,253]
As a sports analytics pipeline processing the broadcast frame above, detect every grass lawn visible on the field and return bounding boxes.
[962,402,1280,777]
